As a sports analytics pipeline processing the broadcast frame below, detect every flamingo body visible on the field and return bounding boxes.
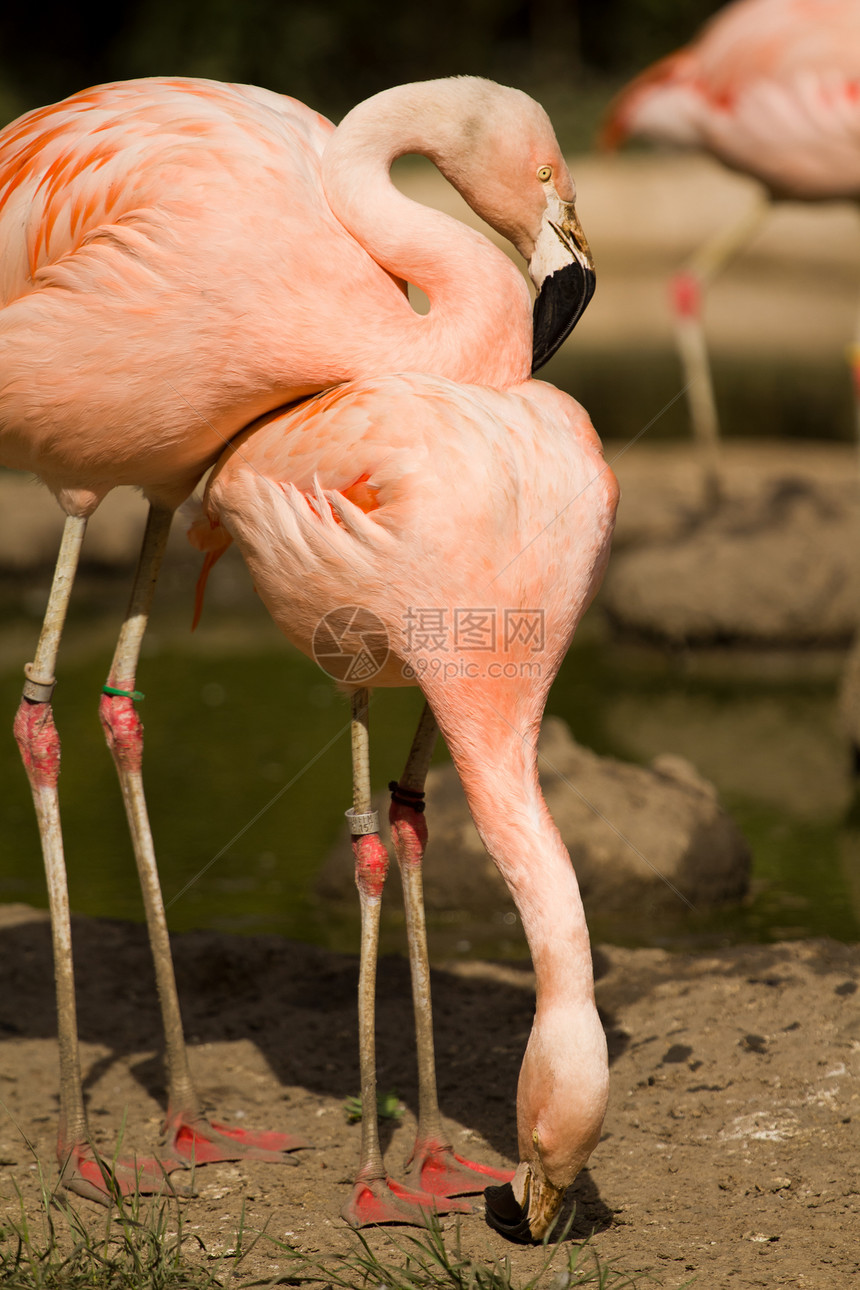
[0,76,593,517]
[603,0,860,199]
[200,375,613,687]
[196,371,619,1238]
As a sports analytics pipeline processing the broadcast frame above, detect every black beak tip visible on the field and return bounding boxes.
[484,1181,534,1243]
[531,262,597,374]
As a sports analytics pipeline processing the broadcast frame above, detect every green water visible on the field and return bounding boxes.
[2,544,858,960]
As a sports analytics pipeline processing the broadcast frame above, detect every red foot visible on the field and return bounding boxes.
[58,1141,190,1205]
[406,1138,514,1197]
[342,1172,473,1228]
[165,1112,309,1166]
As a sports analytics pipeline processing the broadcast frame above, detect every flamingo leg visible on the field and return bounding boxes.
[98,504,307,1176]
[13,514,183,1202]
[389,702,513,1198]
[670,193,769,508]
[342,690,470,1228]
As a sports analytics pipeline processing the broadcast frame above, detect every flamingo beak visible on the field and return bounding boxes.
[530,197,596,372]
[484,1160,565,1243]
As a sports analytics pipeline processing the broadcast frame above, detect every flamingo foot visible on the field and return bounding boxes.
[405,1138,515,1197]
[58,1141,191,1205]
[165,1112,309,1166]
[342,1172,473,1228]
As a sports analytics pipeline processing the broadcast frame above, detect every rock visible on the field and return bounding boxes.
[316,717,750,920]
[601,477,860,646]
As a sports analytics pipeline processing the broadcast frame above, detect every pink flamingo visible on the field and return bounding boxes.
[191,369,618,1238]
[602,0,860,498]
[1,75,595,1203]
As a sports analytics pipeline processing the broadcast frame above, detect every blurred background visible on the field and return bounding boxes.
[2,0,860,958]
[0,1,728,138]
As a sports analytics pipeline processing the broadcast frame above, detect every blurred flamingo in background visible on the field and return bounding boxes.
[602,0,860,500]
[0,74,595,1202]
[192,369,618,1237]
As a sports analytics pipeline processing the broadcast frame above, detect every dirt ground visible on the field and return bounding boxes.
[0,902,857,1288]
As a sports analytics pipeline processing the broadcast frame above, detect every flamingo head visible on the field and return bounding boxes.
[485,998,609,1242]
[423,78,597,371]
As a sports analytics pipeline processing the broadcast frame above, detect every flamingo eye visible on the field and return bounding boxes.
[537,165,553,182]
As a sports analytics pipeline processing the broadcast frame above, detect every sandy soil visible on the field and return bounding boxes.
[1,902,857,1288]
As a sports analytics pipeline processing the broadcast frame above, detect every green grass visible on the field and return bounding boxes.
[0,1176,224,1289]
[256,1214,643,1289]
[0,1162,642,1290]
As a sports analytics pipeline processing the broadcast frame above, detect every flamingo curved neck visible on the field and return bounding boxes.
[477,781,596,1005]
[322,85,533,388]
[432,699,595,1002]
[452,725,608,1195]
